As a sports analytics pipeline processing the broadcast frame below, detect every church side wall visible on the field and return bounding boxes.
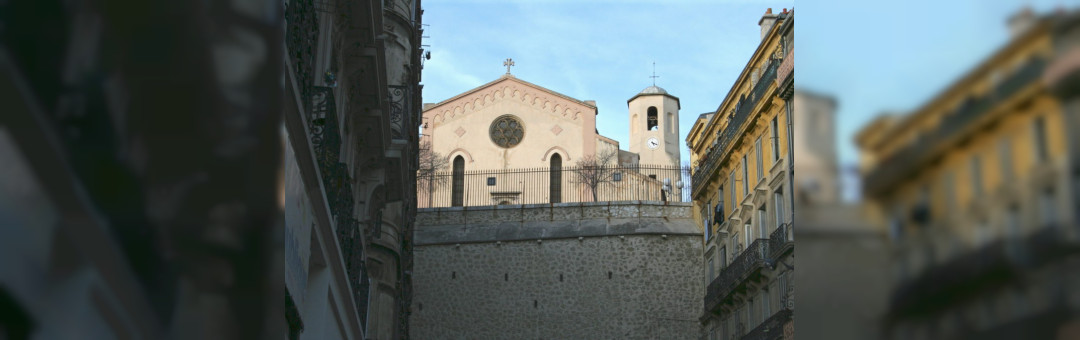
[410,202,704,339]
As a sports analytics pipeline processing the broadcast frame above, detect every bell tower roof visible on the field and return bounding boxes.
[627,86,681,109]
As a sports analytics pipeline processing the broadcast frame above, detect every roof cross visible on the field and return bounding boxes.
[650,62,659,86]
[503,58,515,74]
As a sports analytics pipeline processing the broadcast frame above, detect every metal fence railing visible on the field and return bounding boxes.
[417,164,692,208]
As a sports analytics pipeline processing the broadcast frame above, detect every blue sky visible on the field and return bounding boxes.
[798,0,1077,199]
[419,0,795,165]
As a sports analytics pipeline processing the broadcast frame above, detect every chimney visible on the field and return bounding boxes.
[759,8,778,40]
[1008,6,1036,38]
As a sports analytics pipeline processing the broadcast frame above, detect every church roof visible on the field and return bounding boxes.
[423,74,597,112]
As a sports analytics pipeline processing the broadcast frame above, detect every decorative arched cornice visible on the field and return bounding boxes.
[426,78,594,127]
[541,146,571,162]
[447,148,474,163]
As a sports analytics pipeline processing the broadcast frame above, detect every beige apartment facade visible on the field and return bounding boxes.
[687,8,795,340]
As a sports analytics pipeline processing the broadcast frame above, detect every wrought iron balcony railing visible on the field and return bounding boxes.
[693,59,780,196]
[769,223,793,259]
[741,308,793,340]
[307,85,370,326]
[864,57,1046,197]
[886,225,1080,320]
[388,85,411,140]
[704,239,771,314]
[285,0,319,114]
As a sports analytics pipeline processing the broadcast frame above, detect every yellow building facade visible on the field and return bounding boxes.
[856,8,1080,340]
[687,8,795,340]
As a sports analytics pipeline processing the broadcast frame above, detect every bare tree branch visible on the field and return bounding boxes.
[571,149,620,202]
[417,141,449,207]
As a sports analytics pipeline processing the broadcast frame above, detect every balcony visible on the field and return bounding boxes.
[704,239,771,314]
[769,223,793,260]
[886,225,1080,321]
[741,308,793,340]
[307,85,372,327]
[775,47,794,97]
[692,60,780,196]
[864,57,1046,197]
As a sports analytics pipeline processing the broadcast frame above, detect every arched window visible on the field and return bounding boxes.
[550,154,562,203]
[452,156,465,206]
[647,107,658,131]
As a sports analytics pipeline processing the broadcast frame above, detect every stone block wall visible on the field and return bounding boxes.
[410,201,703,339]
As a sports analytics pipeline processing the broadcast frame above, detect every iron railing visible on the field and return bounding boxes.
[864,57,1046,196]
[418,164,691,208]
[887,225,1080,320]
[388,85,410,140]
[769,223,793,259]
[285,0,319,113]
[741,308,793,340]
[306,85,369,327]
[693,59,780,196]
[705,238,771,314]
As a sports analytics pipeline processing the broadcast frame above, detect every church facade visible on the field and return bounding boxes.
[419,71,686,207]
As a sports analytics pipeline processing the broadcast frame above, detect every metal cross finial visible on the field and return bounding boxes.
[503,58,515,74]
[650,62,659,86]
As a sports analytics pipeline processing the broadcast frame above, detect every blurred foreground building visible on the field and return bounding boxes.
[793,89,890,340]
[2,0,281,338]
[856,7,1080,340]
[283,0,424,339]
[687,8,794,340]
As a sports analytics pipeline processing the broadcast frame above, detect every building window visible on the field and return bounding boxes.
[889,210,903,242]
[1006,205,1020,239]
[452,155,465,206]
[647,106,659,131]
[1034,116,1048,161]
[755,137,764,183]
[719,245,727,268]
[975,220,991,246]
[758,205,768,238]
[730,170,737,213]
[742,156,749,198]
[744,222,753,246]
[747,297,755,329]
[773,190,785,227]
[998,138,1013,181]
[487,177,496,186]
[971,155,983,197]
[550,153,562,203]
[613,172,622,182]
[943,171,956,213]
[771,117,780,162]
[1040,189,1057,227]
[762,290,771,320]
[707,259,714,284]
[717,186,725,221]
[704,203,712,240]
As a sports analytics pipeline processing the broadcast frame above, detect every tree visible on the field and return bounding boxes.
[571,149,620,202]
[417,141,450,207]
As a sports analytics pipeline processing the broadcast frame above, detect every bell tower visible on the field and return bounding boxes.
[628,85,681,168]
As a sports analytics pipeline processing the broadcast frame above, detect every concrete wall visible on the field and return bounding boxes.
[410,202,703,339]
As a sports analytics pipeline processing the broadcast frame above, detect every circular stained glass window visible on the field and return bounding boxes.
[489,115,525,148]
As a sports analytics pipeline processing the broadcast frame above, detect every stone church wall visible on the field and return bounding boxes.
[410,202,703,339]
